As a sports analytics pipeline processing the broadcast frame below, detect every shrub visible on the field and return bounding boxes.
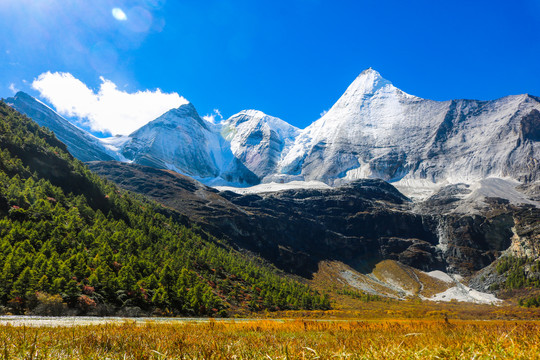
[77,295,97,314]
[31,292,68,316]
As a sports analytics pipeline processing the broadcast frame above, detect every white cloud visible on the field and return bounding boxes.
[202,114,216,123]
[213,108,223,120]
[112,8,127,21]
[8,83,19,94]
[32,72,187,135]
[203,109,224,124]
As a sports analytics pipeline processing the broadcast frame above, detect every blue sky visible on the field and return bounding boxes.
[1,0,539,135]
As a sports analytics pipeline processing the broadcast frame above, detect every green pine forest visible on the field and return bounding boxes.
[0,101,330,316]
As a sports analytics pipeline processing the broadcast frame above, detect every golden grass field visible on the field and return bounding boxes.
[2,317,540,359]
[3,256,540,360]
[3,258,540,360]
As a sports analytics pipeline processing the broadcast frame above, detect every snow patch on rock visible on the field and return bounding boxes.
[429,286,501,304]
[424,270,454,283]
[215,180,331,194]
[423,270,502,304]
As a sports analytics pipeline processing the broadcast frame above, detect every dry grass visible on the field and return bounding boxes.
[1,318,540,359]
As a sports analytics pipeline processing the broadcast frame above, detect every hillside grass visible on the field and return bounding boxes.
[1,318,539,359]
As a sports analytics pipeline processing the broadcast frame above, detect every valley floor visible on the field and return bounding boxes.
[2,317,539,359]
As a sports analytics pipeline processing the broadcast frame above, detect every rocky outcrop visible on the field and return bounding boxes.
[435,212,514,275]
[507,207,540,259]
[216,180,442,276]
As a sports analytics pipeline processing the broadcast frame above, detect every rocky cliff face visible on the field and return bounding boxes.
[217,179,444,276]
[88,161,533,279]
[507,207,540,259]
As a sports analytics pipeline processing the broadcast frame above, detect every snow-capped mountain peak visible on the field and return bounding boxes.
[222,109,299,140]
[221,110,300,179]
[345,68,393,97]
[135,102,209,132]
[328,68,417,116]
[278,69,540,186]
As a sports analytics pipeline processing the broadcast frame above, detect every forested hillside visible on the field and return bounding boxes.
[0,101,329,316]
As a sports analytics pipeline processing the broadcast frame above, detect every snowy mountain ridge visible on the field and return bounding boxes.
[221,109,300,180]
[279,69,540,188]
[5,91,116,162]
[6,68,540,197]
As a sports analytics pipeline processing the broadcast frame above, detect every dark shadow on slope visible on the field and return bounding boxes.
[88,161,450,278]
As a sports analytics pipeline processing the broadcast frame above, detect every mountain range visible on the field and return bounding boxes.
[7,68,539,194]
[2,69,540,306]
